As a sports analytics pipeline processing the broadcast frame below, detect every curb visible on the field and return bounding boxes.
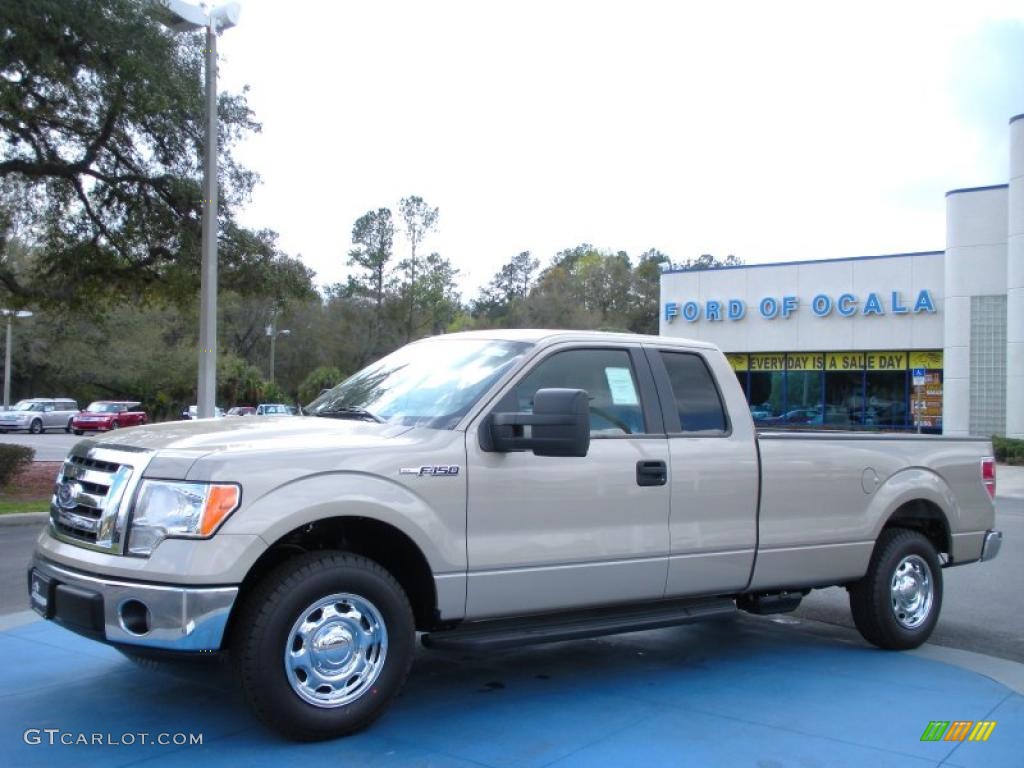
[0,512,48,527]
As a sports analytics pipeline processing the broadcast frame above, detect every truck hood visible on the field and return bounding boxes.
[84,416,413,457]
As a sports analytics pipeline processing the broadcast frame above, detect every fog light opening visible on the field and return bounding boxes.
[120,599,150,636]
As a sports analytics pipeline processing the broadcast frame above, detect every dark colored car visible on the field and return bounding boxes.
[71,401,147,434]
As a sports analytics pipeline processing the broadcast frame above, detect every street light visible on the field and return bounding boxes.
[0,309,33,407]
[157,0,241,418]
[266,323,291,384]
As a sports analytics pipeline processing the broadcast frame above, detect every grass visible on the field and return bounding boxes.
[0,499,50,514]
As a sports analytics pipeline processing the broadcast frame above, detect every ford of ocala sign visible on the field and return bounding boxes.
[664,290,936,323]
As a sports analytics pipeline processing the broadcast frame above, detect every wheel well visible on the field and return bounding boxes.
[233,516,438,633]
[883,500,950,557]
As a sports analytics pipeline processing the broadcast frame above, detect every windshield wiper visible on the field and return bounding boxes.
[313,406,384,423]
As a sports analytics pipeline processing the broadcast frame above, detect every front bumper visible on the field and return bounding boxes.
[980,530,1002,562]
[29,557,238,652]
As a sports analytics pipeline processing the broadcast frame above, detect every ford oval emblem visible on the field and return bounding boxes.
[56,481,80,510]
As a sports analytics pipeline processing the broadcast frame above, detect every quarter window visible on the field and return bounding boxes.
[498,348,646,436]
[660,352,727,433]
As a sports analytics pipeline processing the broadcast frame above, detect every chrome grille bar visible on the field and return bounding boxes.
[50,443,154,555]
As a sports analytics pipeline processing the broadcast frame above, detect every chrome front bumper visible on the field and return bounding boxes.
[980,530,1002,562]
[29,557,237,652]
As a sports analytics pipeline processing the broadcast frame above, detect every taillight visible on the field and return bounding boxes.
[981,457,996,499]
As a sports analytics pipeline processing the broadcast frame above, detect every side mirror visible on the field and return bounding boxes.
[480,388,590,457]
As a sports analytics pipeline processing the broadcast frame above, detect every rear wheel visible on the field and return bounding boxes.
[73,429,83,435]
[233,551,415,741]
[29,419,43,434]
[65,418,73,433]
[849,528,942,650]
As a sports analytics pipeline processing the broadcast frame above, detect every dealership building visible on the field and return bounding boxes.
[659,113,1024,438]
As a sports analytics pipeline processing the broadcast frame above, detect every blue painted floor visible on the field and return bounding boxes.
[0,615,1020,767]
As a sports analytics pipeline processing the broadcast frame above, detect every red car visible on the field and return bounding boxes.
[71,401,148,434]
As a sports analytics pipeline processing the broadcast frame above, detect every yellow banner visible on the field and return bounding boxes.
[824,352,866,371]
[748,353,785,371]
[823,351,908,371]
[786,353,824,371]
[865,352,907,370]
[909,350,943,369]
[726,354,748,372]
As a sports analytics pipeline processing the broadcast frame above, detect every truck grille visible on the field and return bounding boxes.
[50,446,152,554]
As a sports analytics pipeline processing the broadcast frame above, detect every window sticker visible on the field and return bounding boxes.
[605,367,639,405]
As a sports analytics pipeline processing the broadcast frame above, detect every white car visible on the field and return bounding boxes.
[0,398,79,434]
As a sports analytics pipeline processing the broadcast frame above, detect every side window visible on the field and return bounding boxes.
[660,351,727,434]
[498,348,646,436]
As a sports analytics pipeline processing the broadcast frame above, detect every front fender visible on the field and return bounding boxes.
[224,471,465,575]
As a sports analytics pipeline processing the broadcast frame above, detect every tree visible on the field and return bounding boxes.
[417,253,461,334]
[347,208,394,350]
[474,251,539,321]
[397,195,438,341]
[0,0,300,311]
[628,248,671,334]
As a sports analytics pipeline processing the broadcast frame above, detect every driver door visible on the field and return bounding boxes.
[464,344,671,619]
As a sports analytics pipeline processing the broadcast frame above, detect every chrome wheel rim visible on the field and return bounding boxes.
[890,555,933,629]
[284,592,388,708]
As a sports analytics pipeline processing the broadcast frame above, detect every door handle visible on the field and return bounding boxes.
[636,460,667,487]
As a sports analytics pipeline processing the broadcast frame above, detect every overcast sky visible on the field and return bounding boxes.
[213,1,1024,296]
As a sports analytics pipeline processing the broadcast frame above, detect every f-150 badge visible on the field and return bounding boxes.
[399,465,460,477]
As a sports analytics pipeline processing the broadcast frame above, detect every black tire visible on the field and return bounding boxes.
[73,429,83,435]
[109,421,119,430]
[29,419,43,434]
[233,551,415,741]
[849,528,942,650]
[65,418,73,433]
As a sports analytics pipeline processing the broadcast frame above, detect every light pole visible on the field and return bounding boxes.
[158,0,241,418]
[266,321,291,384]
[0,309,33,407]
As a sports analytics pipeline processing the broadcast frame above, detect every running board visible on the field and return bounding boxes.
[422,598,737,651]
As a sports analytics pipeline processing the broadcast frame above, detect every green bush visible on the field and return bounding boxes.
[0,444,35,488]
[993,436,1024,465]
[298,366,345,405]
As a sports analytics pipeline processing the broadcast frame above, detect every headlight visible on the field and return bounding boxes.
[128,480,240,556]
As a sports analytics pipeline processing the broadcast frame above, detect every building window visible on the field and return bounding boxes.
[969,295,1007,436]
[824,371,862,427]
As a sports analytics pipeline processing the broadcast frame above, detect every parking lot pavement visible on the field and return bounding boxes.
[1,613,1020,768]
[0,433,79,463]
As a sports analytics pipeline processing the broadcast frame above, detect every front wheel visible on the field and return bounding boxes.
[849,528,943,650]
[29,419,43,434]
[65,418,73,433]
[233,551,415,741]
[73,429,83,435]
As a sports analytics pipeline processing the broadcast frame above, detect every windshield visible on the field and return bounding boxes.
[306,338,531,429]
[261,405,289,414]
[86,402,125,413]
[12,401,43,412]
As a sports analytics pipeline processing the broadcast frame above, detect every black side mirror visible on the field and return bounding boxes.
[480,388,591,457]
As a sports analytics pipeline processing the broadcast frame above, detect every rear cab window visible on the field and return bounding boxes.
[658,351,729,435]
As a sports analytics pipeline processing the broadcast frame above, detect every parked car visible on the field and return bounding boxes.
[71,401,147,435]
[226,406,257,417]
[255,403,292,415]
[181,405,226,420]
[31,330,1000,741]
[0,397,79,434]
